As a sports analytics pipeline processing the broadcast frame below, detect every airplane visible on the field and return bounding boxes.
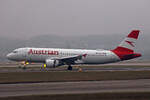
[6,30,141,70]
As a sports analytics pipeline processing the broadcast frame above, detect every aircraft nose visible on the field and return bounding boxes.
[6,53,13,60]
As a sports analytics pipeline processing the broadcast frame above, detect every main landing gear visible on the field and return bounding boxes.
[18,61,28,70]
[67,65,83,72]
[67,65,72,70]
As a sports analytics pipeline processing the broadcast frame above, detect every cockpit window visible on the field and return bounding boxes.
[13,51,18,53]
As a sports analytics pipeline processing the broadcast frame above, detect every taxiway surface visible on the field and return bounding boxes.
[0,63,150,73]
[0,79,150,97]
[1,67,150,73]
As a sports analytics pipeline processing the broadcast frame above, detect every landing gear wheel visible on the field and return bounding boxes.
[23,66,27,70]
[78,67,83,72]
[18,65,22,68]
[67,65,72,70]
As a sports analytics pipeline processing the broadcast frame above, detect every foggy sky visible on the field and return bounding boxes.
[0,0,150,38]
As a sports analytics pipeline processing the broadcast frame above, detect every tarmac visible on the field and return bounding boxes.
[1,66,150,73]
[0,79,150,97]
[0,63,150,72]
[0,63,150,97]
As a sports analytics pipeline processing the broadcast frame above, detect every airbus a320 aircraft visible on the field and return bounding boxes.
[7,30,141,70]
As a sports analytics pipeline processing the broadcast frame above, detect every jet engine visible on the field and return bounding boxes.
[45,59,60,68]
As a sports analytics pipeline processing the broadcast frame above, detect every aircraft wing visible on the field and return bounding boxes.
[51,54,87,65]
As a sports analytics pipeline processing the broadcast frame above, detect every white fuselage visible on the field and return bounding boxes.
[7,47,120,64]
[6,30,142,68]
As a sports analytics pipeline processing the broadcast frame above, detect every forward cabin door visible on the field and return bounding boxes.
[21,48,28,61]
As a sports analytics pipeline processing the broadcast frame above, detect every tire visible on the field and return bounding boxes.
[67,65,72,70]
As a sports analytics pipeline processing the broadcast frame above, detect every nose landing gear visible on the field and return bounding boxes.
[18,61,29,70]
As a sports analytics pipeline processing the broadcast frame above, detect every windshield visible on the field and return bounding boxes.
[12,50,18,53]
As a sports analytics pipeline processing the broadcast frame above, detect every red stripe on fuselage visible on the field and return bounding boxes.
[113,46,133,53]
[111,47,133,60]
[111,47,141,60]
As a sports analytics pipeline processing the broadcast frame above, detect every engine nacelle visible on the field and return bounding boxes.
[45,59,60,68]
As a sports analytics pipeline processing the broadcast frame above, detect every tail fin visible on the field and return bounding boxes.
[111,30,141,61]
[113,30,140,53]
